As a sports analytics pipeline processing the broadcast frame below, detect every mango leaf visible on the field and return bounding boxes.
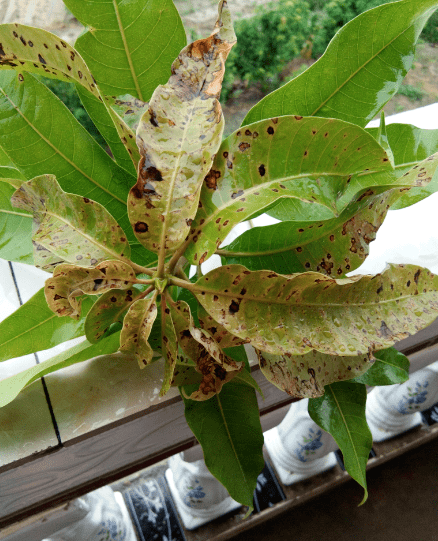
[219,187,397,276]
[0,145,15,167]
[0,332,120,408]
[352,347,410,386]
[0,166,25,181]
[119,292,158,369]
[0,24,140,169]
[0,72,141,250]
[182,378,264,509]
[308,381,372,505]
[75,85,137,176]
[198,304,247,348]
[63,0,186,103]
[45,260,136,319]
[242,0,438,128]
[11,174,131,271]
[192,263,438,356]
[160,294,178,396]
[170,300,244,401]
[85,287,146,343]
[185,116,392,265]
[0,179,33,264]
[0,288,93,363]
[258,349,374,399]
[110,94,149,133]
[375,112,395,169]
[367,123,438,209]
[127,1,236,256]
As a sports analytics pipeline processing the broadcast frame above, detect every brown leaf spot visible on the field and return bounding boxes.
[229,300,240,314]
[83,197,90,203]
[296,247,302,253]
[213,295,219,301]
[245,129,252,136]
[294,115,303,120]
[267,126,275,135]
[18,73,24,82]
[54,294,65,301]
[135,222,148,233]
[414,269,421,285]
[19,36,26,45]
[111,296,117,302]
[78,70,83,79]
[253,131,259,138]
[231,190,244,199]
[38,54,46,64]
[237,207,245,212]
[223,151,229,158]
[205,169,221,190]
[239,142,251,152]
[76,255,83,260]
[329,235,335,242]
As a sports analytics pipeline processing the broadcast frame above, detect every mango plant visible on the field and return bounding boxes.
[1,0,438,510]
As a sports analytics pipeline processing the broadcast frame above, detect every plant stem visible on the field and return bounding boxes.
[134,278,155,286]
[169,275,197,292]
[127,260,156,276]
[166,239,191,275]
[138,285,155,299]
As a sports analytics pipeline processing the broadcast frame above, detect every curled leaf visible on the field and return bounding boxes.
[193,263,438,357]
[85,287,146,343]
[258,349,375,399]
[127,0,236,255]
[160,294,178,396]
[45,260,136,319]
[11,174,130,271]
[120,293,158,369]
[171,300,243,401]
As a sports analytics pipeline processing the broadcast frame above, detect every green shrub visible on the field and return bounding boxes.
[422,9,438,43]
[396,83,425,101]
[221,0,315,102]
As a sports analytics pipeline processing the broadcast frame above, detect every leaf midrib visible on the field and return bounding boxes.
[0,312,57,352]
[0,88,126,206]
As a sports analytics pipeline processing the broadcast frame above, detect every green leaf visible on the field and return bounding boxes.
[182,378,264,508]
[11,174,131,271]
[0,23,140,169]
[0,145,15,167]
[219,187,397,276]
[375,112,395,169]
[258,349,374,398]
[45,260,136,319]
[0,288,93,363]
[85,286,146,343]
[308,381,372,504]
[0,71,139,248]
[352,347,410,386]
[63,0,187,103]
[0,179,33,264]
[192,263,438,356]
[128,3,236,258]
[185,116,391,265]
[367,123,438,209]
[0,332,120,408]
[242,0,438,128]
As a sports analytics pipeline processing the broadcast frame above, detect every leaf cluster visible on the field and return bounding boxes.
[0,0,438,510]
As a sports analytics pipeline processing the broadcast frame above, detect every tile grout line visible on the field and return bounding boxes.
[8,262,63,447]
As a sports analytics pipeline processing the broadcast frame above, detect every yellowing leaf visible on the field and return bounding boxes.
[45,260,136,319]
[11,175,131,271]
[258,349,375,399]
[198,304,247,348]
[171,300,243,401]
[127,1,236,258]
[192,264,438,356]
[119,293,158,369]
[160,294,178,396]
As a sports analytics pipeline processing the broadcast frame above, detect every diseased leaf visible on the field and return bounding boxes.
[170,300,243,401]
[110,95,149,133]
[220,188,396,276]
[0,179,33,264]
[308,381,372,504]
[375,112,395,169]
[0,332,120,408]
[45,260,136,319]
[0,25,140,168]
[352,347,410,386]
[367,123,438,209]
[0,72,144,257]
[63,0,187,103]
[198,304,247,348]
[192,263,438,356]
[85,287,145,343]
[243,0,438,128]
[119,292,158,369]
[160,294,178,396]
[11,174,131,271]
[182,378,264,508]
[127,1,236,256]
[258,349,374,399]
[0,288,93,363]
[185,116,392,265]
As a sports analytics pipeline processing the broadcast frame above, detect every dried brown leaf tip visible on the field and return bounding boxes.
[45,260,136,319]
